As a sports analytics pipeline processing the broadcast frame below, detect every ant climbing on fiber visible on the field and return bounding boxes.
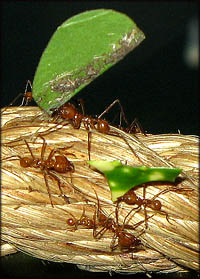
[66,207,94,230]
[53,99,143,135]
[1,80,33,113]
[4,135,75,207]
[110,203,154,252]
[52,99,144,159]
[116,184,192,229]
[92,189,147,252]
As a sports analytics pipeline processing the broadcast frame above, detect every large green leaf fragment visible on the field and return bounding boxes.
[32,9,145,114]
[88,160,182,202]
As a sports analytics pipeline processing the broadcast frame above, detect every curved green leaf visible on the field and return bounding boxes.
[88,160,182,202]
[32,9,145,114]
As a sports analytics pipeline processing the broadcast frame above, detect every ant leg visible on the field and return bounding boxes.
[38,136,47,162]
[2,80,32,113]
[93,188,103,221]
[24,80,32,106]
[150,186,193,225]
[8,93,24,108]
[92,207,98,238]
[98,99,129,128]
[47,171,65,200]
[92,189,100,235]
[43,172,54,207]
[93,225,108,239]
[93,188,111,239]
[78,98,85,115]
[110,231,118,251]
[24,139,35,160]
[54,145,76,157]
[151,187,193,202]
[118,200,151,233]
[79,207,86,222]
[20,80,32,106]
[121,136,145,165]
[1,92,24,113]
[88,131,92,161]
[119,205,141,231]
[128,118,146,135]
[142,185,149,229]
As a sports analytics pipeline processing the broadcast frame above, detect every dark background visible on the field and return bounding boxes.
[1,2,199,279]
[1,1,198,135]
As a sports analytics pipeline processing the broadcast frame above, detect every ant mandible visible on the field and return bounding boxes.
[8,135,75,207]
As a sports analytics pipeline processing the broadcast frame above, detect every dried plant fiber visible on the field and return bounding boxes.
[1,107,199,274]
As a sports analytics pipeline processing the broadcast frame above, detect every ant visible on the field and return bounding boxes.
[110,208,148,253]
[92,189,146,252]
[112,199,154,252]
[52,99,144,160]
[4,135,75,207]
[66,207,94,230]
[116,184,192,229]
[1,80,33,113]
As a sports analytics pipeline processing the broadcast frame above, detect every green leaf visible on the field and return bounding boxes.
[88,160,182,202]
[32,9,145,115]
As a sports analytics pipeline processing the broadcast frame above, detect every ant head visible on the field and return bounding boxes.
[59,103,76,119]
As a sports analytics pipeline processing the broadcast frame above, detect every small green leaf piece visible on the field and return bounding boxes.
[32,9,145,114]
[88,160,182,202]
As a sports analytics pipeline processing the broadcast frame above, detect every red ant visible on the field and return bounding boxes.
[4,135,75,207]
[92,189,146,252]
[1,80,33,113]
[112,199,154,252]
[52,101,110,133]
[66,207,94,230]
[52,99,144,159]
[116,184,192,229]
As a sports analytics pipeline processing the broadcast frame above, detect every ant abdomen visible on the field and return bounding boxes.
[97,119,110,133]
[67,218,76,227]
[20,157,32,168]
[117,232,141,251]
[54,155,74,173]
[149,200,162,211]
